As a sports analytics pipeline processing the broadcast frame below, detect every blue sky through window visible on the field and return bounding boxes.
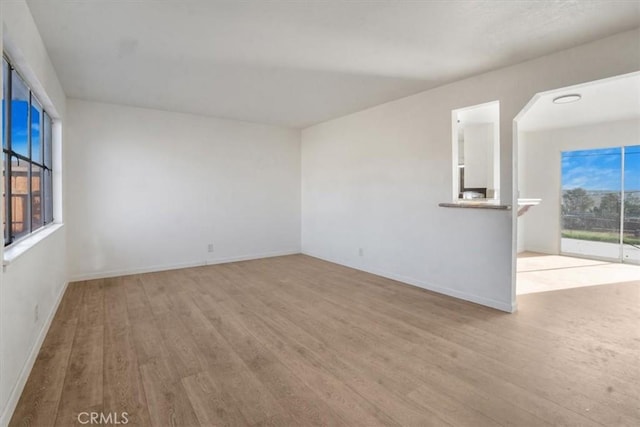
[31,99,42,162]
[562,146,640,192]
[625,146,640,192]
[10,100,29,157]
[11,100,30,155]
[562,148,621,191]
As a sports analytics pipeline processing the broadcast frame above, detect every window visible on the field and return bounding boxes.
[2,55,54,246]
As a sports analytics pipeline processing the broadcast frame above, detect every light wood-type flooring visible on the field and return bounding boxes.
[10,254,640,426]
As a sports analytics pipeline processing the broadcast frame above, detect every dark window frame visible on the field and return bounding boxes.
[3,54,54,246]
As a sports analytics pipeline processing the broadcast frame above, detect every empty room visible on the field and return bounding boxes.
[1,1,639,426]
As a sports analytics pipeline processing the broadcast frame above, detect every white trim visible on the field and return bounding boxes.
[302,251,515,313]
[559,250,620,264]
[3,224,64,268]
[521,245,557,256]
[0,280,69,427]
[69,249,301,282]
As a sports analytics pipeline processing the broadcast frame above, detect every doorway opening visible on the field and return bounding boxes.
[514,72,640,295]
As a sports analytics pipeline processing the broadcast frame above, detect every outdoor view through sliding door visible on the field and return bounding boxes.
[561,146,640,264]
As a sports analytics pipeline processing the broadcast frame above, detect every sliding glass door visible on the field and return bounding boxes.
[623,146,640,264]
[561,145,639,264]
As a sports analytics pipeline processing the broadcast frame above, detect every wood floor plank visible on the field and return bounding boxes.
[9,319,78,427]
[181,371,250,426]
[192,297,348,426]
[153,315,208,379]
[129,320,172,368]
[170,293,284,425]
[138,357,201,427]
[53,325,104,426]
[103,277,152,426]
[11,254,640,426]
[50,280,105,426]
[124,275,155,324]
[406,384,499,427]
[77,279,104,329]
[53,282,87,322]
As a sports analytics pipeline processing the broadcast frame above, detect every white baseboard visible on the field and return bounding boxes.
[0,280,69,427]
[205,250,300,266]
[523,246,557,255]
[68,249,301,282]
[302,251,515,313]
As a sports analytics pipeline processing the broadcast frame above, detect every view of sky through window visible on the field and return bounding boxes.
[562,147,640,191]
[11,70,30,158]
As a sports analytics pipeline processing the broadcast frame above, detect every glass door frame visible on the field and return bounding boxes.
[560,145,639,264]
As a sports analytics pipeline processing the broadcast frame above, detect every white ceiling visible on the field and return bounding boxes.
[519,73,640,131]
[25,0,640,128]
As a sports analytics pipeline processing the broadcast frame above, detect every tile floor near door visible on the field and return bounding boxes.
[11,254,640,426]
[517,251,640,294]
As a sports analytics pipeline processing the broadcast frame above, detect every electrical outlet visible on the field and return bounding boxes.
[207,243,214,253]
[358,248,364,256]
[34,304,39,323]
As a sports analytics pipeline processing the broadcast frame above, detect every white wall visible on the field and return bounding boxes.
[0,1,68,425]
[463,123,493,189]
[301,29,640,313]
[518,118,640,254]
[66,99,301,281]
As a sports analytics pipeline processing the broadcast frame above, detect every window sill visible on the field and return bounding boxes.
[3,223,64,269]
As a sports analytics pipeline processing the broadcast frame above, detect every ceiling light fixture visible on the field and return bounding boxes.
[553,94,581,104]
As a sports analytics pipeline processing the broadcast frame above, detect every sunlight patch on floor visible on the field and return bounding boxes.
[516,252,640,295]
